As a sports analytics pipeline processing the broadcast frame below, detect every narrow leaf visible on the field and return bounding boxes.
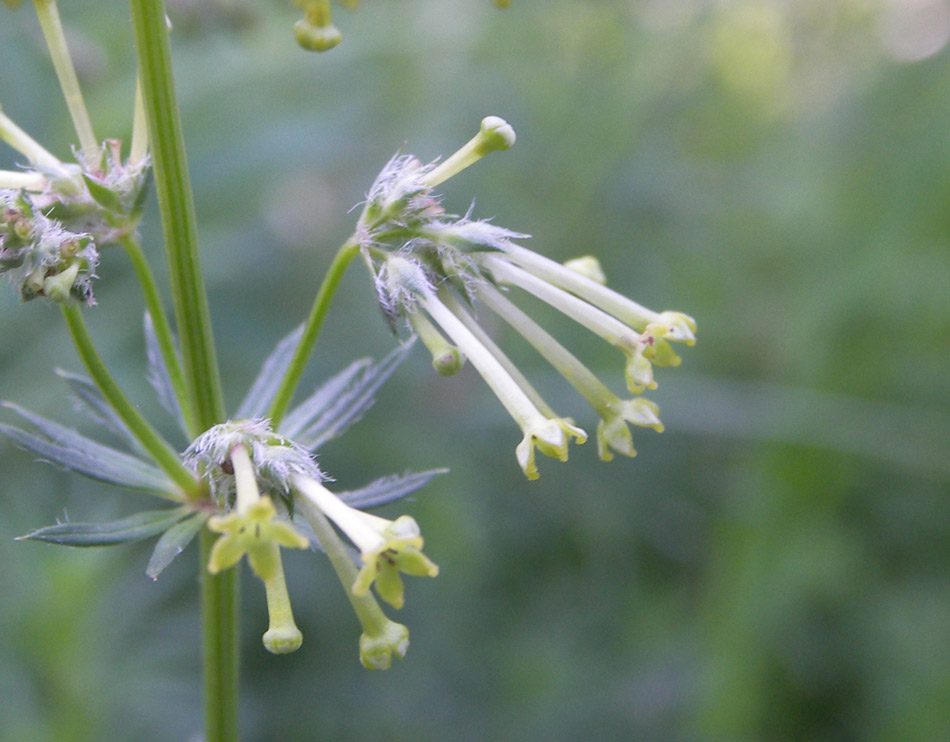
[17,506,191,547]
[279,358,371,439]
[338,468,448,509]
[144,312,187,436]
[291,341,414,451]
[235,325,304,420]
[82,173,123,214]
[0,405,179,499]
[146,510,209,579]
[56,369,147,455]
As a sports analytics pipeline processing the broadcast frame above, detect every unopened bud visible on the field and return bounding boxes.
[409,309,465,375]
[563,255,606,285]
[295,0,342,52]
[423,115,517,187]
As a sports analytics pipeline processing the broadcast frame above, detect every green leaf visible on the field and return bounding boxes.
[235,325,304,419]
[82,173,123,214]
[146,510,209,580]
[282,341,413,451]
[0,404,179,498]
[339,469,449,509]
[17,506,192,547]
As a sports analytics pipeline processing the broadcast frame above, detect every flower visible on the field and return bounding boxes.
[205,443,309,654]
[1,189,99,305]
[207,495,310,579]
[359,619,410,670]
[293,474,439,610]
[353,117,695,476]
[1,107,149,305]
[183,418,323,506]
[379,255,588,479]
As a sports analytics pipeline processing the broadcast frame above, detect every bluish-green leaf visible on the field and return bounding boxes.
[146,510,209,579]
[338,468,448,509]
[235,324,304,420]
[55,369,147,455]
[17,506,192,547]
[0,403,179,499]
[279,358,370,438]
[144,312,187,437]
[284,341,413,451]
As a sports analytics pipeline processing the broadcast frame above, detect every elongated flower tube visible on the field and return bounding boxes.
[293,473,438,610]
[381,255,587,479]
[356,116,693,476]
[475,281,663,461]
[205,444,309,654]
[497,243,696,360]
[479,253,665,394]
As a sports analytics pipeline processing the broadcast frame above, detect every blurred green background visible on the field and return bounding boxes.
[2,0,948,740]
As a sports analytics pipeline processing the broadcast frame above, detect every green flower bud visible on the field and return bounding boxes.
[295,0,342,52]
[359,619,409,670]
[294,18,342,51]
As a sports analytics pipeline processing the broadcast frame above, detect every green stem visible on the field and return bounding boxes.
[129,3,233,738]
[129,0,225,430]
[295,490,390,631]
[0,107,68,174]
[267,237,361,427]
[200,528,240,742]
[31,0,98,163]
[60,304,200,496]
[120,233,199,436]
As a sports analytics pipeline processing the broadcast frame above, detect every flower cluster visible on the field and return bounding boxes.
[1,189,98,304]
[1,107,149,305]
[359,117,696,479]
[185,419,438,666]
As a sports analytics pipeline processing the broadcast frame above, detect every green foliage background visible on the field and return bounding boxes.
[1,1,948,739]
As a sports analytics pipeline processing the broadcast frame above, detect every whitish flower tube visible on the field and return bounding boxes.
[357,115,694,476]
[490,242,696,363]
[292,473,439,611]
[380,256,587,480]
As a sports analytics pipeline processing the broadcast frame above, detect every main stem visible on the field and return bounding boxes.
[128,1,235,739]
[129,0,225,428]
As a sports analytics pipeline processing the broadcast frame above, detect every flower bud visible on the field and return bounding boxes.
[563,255,606,285]
[295,0,342,52]
[359,619,409,670]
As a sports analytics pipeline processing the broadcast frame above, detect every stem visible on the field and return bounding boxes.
[60,304,200,496]
[130,0,225,430]
[267,237,361,427]
[120,233,199,436]
[200,528,240,742]
[129,3,233,738]
[31,0,98,163]
[0,107,68,174]
[295,487,391,632]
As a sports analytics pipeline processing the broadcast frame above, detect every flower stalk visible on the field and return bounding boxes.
[129,0,225,430]
[267,236,361,427]
[31,0,98,163]
[293,478,413,670]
